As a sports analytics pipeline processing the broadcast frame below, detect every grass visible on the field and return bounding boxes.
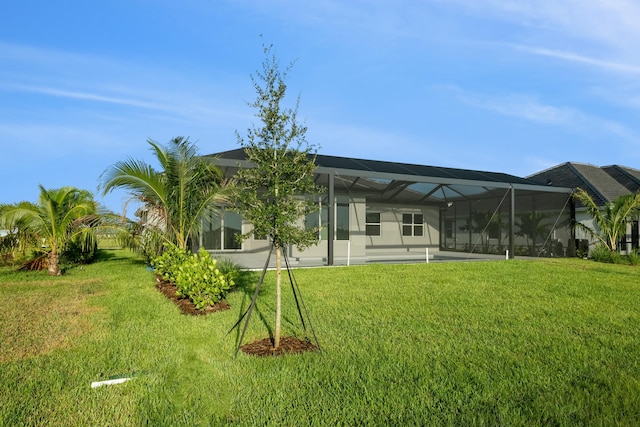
[1,250,640,425]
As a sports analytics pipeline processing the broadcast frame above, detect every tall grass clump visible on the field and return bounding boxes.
[590,244,613,263]
[627,249,640,265]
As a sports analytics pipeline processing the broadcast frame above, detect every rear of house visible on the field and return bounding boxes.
[197,150,576,268]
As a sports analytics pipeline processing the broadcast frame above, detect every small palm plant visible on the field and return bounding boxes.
[0,186,99,275]
[573,188,640,252]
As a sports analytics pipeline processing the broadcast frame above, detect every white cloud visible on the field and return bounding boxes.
[4,84,169,111]
[443,85,639,144]
[435,0,640,70]
[0,41,254,151]
[239,0,640,78]
[511,46,640,75]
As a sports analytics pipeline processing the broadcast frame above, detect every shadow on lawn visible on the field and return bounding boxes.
[228,265,320,357]
[95,249,147,265]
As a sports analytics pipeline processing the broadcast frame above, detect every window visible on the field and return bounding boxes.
[305,199,328,240]
[402,213,423,237]
[306,199,349,240]
[366,212,381,236]
[203,211,242,250]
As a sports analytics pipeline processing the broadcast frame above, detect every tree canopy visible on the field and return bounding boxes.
[235,48,322,250]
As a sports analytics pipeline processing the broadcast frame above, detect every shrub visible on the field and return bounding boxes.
[0,234,17,266]
[626,250,640,266]
[174,249,234,310]
[152,245,236,310]
[589,244,613,263]
[117,224,165,264]
[62,235,98,265]
[215,257,242,282]
[151,243,190,284]
[610,251,624,265]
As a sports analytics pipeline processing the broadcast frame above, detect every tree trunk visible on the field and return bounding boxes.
[48,250,61,276]
[274,243,282,349]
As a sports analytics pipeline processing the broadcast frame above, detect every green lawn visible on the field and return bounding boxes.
[1,250,639,426]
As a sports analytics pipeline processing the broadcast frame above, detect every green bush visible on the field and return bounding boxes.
[590,244,613,263]
[627,250,640,266]
[174,249,234,310]
[215,257,242,281]
[62,234,98,265]
[0,234,18,266]
[117,224,165,264]
[151,243,190,284]
[610,251,624,264]
[152,245,235,310]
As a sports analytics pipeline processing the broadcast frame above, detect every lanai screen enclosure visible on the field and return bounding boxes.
[200,150,575,267]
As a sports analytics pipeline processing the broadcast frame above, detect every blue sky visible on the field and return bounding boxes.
[2,0,640,213]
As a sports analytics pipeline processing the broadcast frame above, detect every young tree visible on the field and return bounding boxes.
[100,137,229,252]
[0,186,99,275]
[573,188,640,252]
[235,46,322,349]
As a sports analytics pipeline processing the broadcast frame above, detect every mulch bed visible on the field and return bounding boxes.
[155,277,319,357]
[240,336,319,357]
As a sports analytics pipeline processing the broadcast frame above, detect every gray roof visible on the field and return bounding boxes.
[527,162,636,206]
[602,165,640,193]
[205,149,572,207]
[211,149,542,187]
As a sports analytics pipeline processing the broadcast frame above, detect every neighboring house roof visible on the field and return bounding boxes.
[602,165,640,193]
[527,162,635,206]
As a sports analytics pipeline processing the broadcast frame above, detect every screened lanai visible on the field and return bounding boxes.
[202,149,575,267]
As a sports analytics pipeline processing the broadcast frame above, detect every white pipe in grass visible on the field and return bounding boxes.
[91,377,132,388]
[506,250,509,260]
[347,241,351,266]
[426,247,429,263]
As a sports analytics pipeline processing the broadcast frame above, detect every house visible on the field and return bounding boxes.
[527,162,640,255]
[198,149,575,268]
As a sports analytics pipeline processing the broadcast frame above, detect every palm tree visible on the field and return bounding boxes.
[515,211,552,255]
[573,188,640,252]
[460,211,504,253]
[99,137,229,251]
[0,186,99,275]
